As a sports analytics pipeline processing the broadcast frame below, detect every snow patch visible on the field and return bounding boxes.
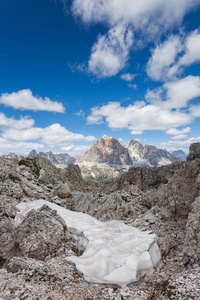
[15,200,162,286]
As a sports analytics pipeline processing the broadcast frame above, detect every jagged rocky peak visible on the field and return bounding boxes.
[2,152,18,159]
[124,139,182,166]
[123,139,145,161]
[29,149,37,157]
[28,150,76,167]
[171,150,187,160]
[77,135,133,166]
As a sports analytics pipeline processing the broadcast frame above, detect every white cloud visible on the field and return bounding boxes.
[87,101,192,134]
[75,110,85,118]
[61,144,90,155]
[156,136,200,153]
[72,0,200,78]
[0,138,44,152]
[88,23,133,78]
[87,75,200,138]
[118,138,124,143]
[0,113,34,129]
[128,84,137,90]
[166,127,191,136]
[190,105,200,118]
[121,73,137,81]
[146,76,200,109]
[0,89,65,113]
[164,75,200,109]
[146,36,182,81]
[72,0,198,30]
[179,29,200,66]
[147,29,200,82]
[2,123,96,147]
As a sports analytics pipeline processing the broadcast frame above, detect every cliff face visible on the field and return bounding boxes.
[78,136,183,168]
[77,135,133,167]
[76,136,183,178]
[124,139,183,166]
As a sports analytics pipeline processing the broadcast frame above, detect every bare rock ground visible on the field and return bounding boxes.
[0,143,200,299]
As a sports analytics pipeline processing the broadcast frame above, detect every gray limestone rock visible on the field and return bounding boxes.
[14,205,67,260]
[0,217,16,267]
[187,142,200,161]
[58,183,72,199]
[183,197,200,266]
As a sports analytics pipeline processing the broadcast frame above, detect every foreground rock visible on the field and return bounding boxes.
[0,142,200,299]
[15,200,162,286]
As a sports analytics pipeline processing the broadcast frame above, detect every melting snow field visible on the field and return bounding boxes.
[15,200,162,286]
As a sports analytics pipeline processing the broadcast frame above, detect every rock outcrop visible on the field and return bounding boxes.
[0,142,200,299]
[14,205,68,260]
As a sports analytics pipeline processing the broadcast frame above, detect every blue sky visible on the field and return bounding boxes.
[0,0,200,156]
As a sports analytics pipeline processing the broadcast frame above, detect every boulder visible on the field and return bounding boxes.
[187,142,200,161]
[14,205,67,260]
[0,218,16,267]
[58,183,72,199]
[183,197,200,266]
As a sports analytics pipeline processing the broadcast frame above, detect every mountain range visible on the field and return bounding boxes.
[2,135,186,179]
[76,135,184,178]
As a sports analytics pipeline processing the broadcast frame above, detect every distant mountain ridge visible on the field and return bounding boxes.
[171,150,187,160]
[123,139,182,167]
[2,136,186,178]
[76,135,185,178]
[2,150,75,168]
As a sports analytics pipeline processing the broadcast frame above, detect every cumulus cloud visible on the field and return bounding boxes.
[72,0,198,30]
[147,29,200,81]
[2,123,96,147]
[156,136,200,153]
[121,73,137,81]
[88,23,133,78]
[164,75,200,109]
[0,138,44,152]
[0,89,65,113]
[61,144,90,155]
[87,101,192,134]
[146,75,200,109]
[190,105,200,118]
[179,29,200,66]
[87,74,200,134]
[146,36,183,81]
[71,0,200,78]
[0,113,34,129]
[166,127,191,136]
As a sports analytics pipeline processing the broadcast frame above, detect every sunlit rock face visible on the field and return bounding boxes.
[15,200,161,286]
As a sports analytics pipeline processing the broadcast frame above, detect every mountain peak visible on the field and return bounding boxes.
[77,135,133,167]
[101,135,113,140]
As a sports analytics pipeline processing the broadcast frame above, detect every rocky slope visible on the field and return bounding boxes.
[0,143,200,299]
